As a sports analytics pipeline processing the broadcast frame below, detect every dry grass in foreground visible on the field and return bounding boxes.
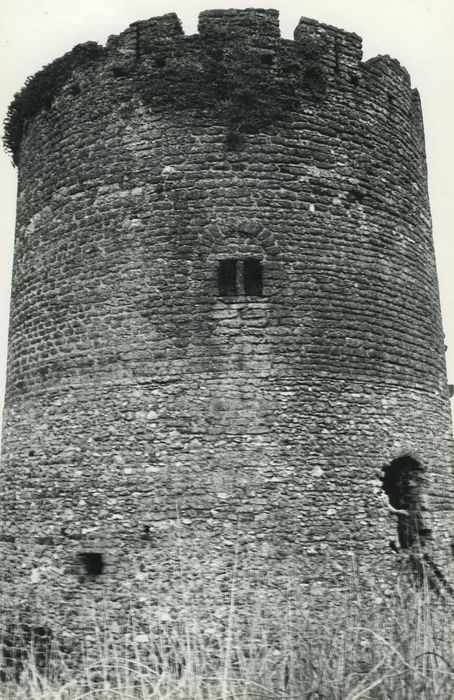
[1,570,454,700]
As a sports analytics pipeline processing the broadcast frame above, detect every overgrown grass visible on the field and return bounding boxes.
[1,568,454,699]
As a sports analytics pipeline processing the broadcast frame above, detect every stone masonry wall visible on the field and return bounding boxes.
[1,9,454,639]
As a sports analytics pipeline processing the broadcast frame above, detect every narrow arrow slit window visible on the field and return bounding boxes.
[244,258,263,296]
[217,259,238,296]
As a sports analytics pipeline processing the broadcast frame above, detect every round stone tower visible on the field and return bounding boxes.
[1,9,454,635]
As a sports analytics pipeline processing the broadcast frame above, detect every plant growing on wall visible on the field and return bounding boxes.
[3,42,105,165]
[135,39,326,149]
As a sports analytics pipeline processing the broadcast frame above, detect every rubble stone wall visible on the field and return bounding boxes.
[1,9,453,636]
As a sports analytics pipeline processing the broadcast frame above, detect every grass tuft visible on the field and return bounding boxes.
[1,567,454,699]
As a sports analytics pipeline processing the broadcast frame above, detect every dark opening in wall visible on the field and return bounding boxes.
[381,455,428,549]
[79,552,104,577]
[302,66,326,93]
[36,536,53,546]
[260,53,274,67]
[218,259,238,296]
[155,57,166,68]
[244,258,263,296]
[388,94,395,107]
[140,524,151,540]
[68,82,81,96]
[112,65,127,78]
[217,259,264,297]
[347,189,365,205]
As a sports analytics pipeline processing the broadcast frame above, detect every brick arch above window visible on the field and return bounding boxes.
[200,219,281,264]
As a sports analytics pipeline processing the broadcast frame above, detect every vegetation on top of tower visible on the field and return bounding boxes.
[2,31,329,161]
[3,42,105,166]
[135,38,327,149]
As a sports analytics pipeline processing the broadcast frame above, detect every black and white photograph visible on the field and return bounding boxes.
[0,1,453,697]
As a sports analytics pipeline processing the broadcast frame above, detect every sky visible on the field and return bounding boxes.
[0,0,453,420]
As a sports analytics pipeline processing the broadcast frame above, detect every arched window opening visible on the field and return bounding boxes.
[381,455,429,549]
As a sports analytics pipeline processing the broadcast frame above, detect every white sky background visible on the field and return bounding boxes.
[0,0,453,422]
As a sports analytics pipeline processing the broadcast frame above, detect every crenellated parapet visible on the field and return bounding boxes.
[3,9,421,164]
[364,55,412,108]
[198,8,280,45]
[107,9,363,85]
[107,12,184,60]
[294,16,362,74]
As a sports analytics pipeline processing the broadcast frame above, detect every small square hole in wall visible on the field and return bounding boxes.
[112,65,127,78]
[261,53,274,67]
[78,552,104,577]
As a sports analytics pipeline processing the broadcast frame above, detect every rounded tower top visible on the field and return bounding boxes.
[4,9,419,166]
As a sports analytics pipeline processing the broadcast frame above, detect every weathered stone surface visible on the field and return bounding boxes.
[1,8,454,639]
